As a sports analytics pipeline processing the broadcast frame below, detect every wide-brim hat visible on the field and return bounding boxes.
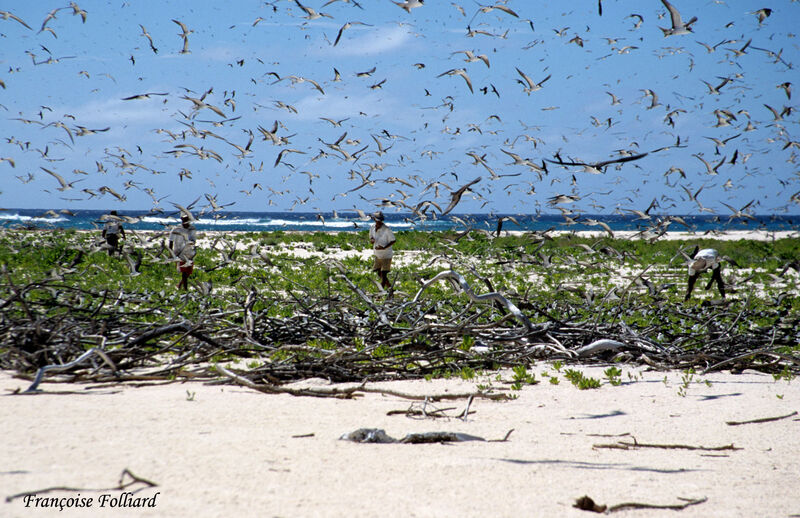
[371,211,384,221]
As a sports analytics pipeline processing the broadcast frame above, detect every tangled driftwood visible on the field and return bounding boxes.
[1,264,799,393]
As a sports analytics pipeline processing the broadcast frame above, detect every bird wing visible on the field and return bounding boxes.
[661,0,683,28]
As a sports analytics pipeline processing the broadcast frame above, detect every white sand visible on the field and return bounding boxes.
[3,366,799,518]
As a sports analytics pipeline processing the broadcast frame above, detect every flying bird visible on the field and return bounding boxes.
[121,92,168,101]
[69,2,87,23]
[294,0,333,20]
[172,19,193,53]
[751,8,772,25]
[40,167,82,191]
[139,24,158,53]
[659,0,697,36]
[1,10,32,30]
[515,67,550,94]
[442,177,482,215]
[392,0,424,13]
[468,3,519,25]
[545,151,649,174]
[451,49,490,68]
[437,68,474,93]
[333,21,371,46]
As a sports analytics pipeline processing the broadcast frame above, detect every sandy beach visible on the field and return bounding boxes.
[2,364,799,518]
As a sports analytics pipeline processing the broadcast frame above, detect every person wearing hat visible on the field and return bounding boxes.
[684,247,725,301]
[168,213,197,290]
[368,211,395,290]
[101,210,125,256]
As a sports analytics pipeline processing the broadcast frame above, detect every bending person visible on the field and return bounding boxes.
[685,247,725,301]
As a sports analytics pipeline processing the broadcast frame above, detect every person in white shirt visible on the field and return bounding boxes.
[685,247,725,301]
[101,210,125,256]
[168,214,197,291]
[368,211,395,290]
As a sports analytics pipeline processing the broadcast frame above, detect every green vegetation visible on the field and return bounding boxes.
[564,368,602,390]
[604,366,623,386]
[509,364,538,390]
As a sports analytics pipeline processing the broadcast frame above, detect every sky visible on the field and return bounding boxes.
[1,1,798,219]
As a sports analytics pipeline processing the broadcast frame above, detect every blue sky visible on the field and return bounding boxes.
[1,1,798,219]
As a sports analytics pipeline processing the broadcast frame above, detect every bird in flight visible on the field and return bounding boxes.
[1,10,32,30]
[333,21,371,46]
[515,67,550,95]
[40,167,82,191]
[121,92,168,101]
[294,0,333,20]
[659,0,697,36]
[442,177,482,215]
[172,19,193,53]
[392,0,424,13]
[546,151,649,174]
[437,68,474,93]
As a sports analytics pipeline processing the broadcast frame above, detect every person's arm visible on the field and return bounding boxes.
[376,238,396,250]
[120,226,125,239]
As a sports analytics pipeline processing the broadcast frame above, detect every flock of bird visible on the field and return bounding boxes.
[0,1,798,233]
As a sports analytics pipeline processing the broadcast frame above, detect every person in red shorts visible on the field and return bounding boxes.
[368,211,395,291]
[169,213,197,290]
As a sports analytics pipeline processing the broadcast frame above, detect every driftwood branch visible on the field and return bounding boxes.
[23,348,117,393]
[726,411,798,426]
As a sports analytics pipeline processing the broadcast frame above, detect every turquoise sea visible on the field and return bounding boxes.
[1,209,798,234]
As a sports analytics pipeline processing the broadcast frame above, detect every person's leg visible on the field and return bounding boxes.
[107,235,118,256]
[373,256,384,286]
[710,266,725,297]
[177,263,188,290]
[180,271,190,290]
[685,273,699,301]
[381,258,392,289]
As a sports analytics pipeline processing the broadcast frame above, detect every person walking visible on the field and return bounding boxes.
[368,211,395,291]
[101,210,125,256]
[169,213,197,291]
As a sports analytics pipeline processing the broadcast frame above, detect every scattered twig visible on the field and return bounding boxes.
[488,429,515,442]
[593,438,741,451]
[726,411,798,426]
[575,494,708,513]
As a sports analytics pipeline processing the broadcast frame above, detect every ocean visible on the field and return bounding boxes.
[1,209,799,234]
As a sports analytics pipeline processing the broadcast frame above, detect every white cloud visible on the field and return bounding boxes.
[329,24,415,56]
[290,91,388,120]
[71,97,175,127]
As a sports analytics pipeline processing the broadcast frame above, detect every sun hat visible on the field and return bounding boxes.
[371,211,384,221]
